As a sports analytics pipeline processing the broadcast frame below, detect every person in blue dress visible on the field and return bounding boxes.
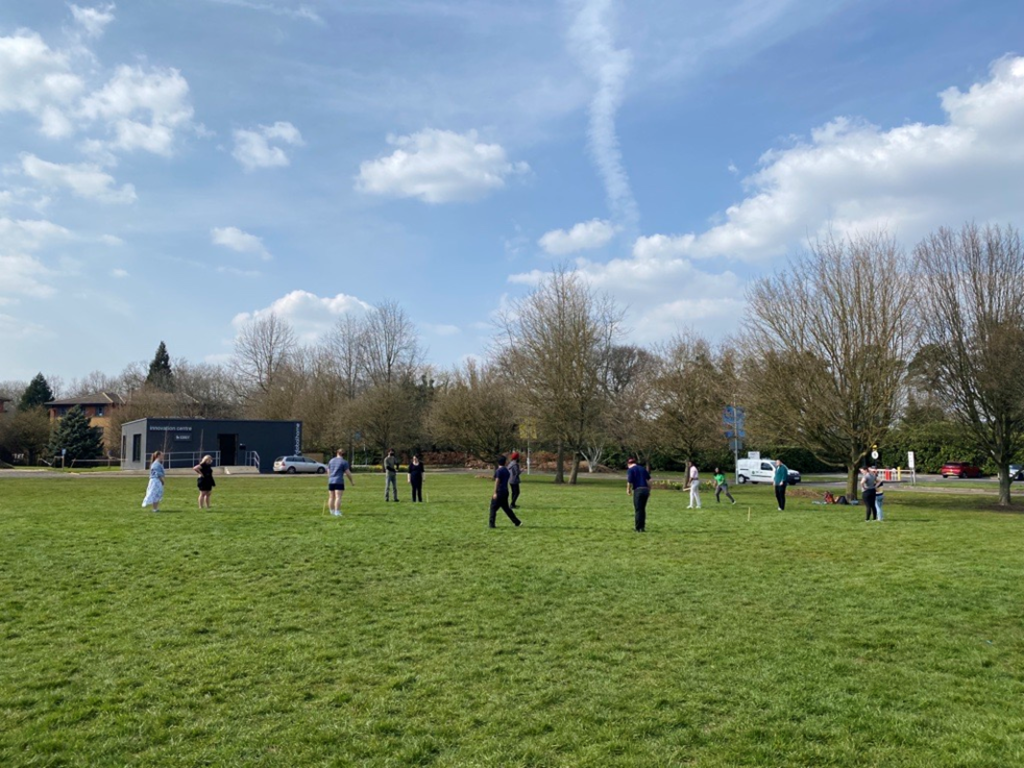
[142,450,166,513]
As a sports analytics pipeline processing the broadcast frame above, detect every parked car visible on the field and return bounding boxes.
[735,458,801,485]
[273,455,327,474]
[1010,464,1024,481]
[939,462,983,478]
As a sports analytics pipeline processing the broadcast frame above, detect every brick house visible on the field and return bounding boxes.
[46,392,126,450]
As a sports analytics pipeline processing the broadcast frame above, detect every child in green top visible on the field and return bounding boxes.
[714,468,736,504]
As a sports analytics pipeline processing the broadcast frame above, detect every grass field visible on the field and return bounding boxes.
[1,472,1022,767]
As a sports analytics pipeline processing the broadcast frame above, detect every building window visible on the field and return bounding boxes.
[96,405,105,417]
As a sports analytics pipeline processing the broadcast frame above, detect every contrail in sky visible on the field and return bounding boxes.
[568,0,639,236]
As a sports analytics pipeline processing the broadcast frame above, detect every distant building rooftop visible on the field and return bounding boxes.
[46,392,126,407]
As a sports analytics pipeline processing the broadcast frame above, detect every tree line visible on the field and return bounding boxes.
[3,222,1023,504]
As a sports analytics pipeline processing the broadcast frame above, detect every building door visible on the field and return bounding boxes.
[218,434,239,465]
[132,434,142,463]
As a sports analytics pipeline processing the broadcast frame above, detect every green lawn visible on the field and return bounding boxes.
[1,473,1022,767]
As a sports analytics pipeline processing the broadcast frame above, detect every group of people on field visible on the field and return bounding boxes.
[625,458,773,533]
[139,449,819,531]
[139,447,525,522]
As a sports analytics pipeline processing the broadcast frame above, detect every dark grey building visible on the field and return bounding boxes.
[120,418,302,473]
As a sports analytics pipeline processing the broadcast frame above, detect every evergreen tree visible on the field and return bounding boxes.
[19,373,54,411]
[48,405,104,463]
[146,341,174,391]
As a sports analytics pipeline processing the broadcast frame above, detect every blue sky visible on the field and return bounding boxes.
[2,0,1024,385]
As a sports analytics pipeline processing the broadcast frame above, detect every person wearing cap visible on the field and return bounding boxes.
[508,450,522,508]
[626,457,651,532]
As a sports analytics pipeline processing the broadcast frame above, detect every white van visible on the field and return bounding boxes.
[736,458,801,485]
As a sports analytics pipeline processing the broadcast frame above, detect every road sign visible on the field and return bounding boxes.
[871,450,879,460]
[722,406,745,428]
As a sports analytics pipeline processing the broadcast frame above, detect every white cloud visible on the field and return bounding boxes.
[0,31,83,136]
[511,54,1024,345]
[211,226,272,261]
[111,268,128,278]
[21,154,136,203]
[0,217,74,253]
[538,218,616,255]
[424,323,461,336]
[70,4,117,38]
[356,128,529,203]
[203,0,323,24]
[232,121,304,171]
[0,312,54,340]
[232,290,374,343]
[0,253,57,299]
[636,55,1024,265]
[567,0,638,232]
[79,65,195,156]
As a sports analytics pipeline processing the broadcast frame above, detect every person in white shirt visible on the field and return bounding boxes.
[686,460,702,509]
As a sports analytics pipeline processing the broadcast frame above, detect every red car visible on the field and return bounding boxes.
[940,462,983,478]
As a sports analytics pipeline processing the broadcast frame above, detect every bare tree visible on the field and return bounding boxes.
[915,222,1024,505]
[66,371,120,397]
[427,360,517,462]
[600,345,661,465]
[744,231,916,498]
[651,333,736,463]
[361,300,420,387]
[325,313,368,400]
[497,267,622,484]
[230,313,298,416]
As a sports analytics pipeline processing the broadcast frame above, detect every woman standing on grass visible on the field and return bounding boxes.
[193,454,215,510]
[408,454,425,502]
[142,450,166,513]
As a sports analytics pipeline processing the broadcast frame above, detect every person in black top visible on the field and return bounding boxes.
[489,455,522,528]
[193,454,216,510]
[408,454,425,502]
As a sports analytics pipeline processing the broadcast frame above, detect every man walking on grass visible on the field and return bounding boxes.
[626,456,651,532]
[774,458,789,510]
[489,455,522,528]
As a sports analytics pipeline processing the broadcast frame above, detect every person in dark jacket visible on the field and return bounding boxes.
[489,455,522,528]
[383,449,399,501]
[626,456,651,532]
[408,454,425,502]
[508,451,522,508]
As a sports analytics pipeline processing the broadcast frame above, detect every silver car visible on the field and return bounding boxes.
[273,455,328,474]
